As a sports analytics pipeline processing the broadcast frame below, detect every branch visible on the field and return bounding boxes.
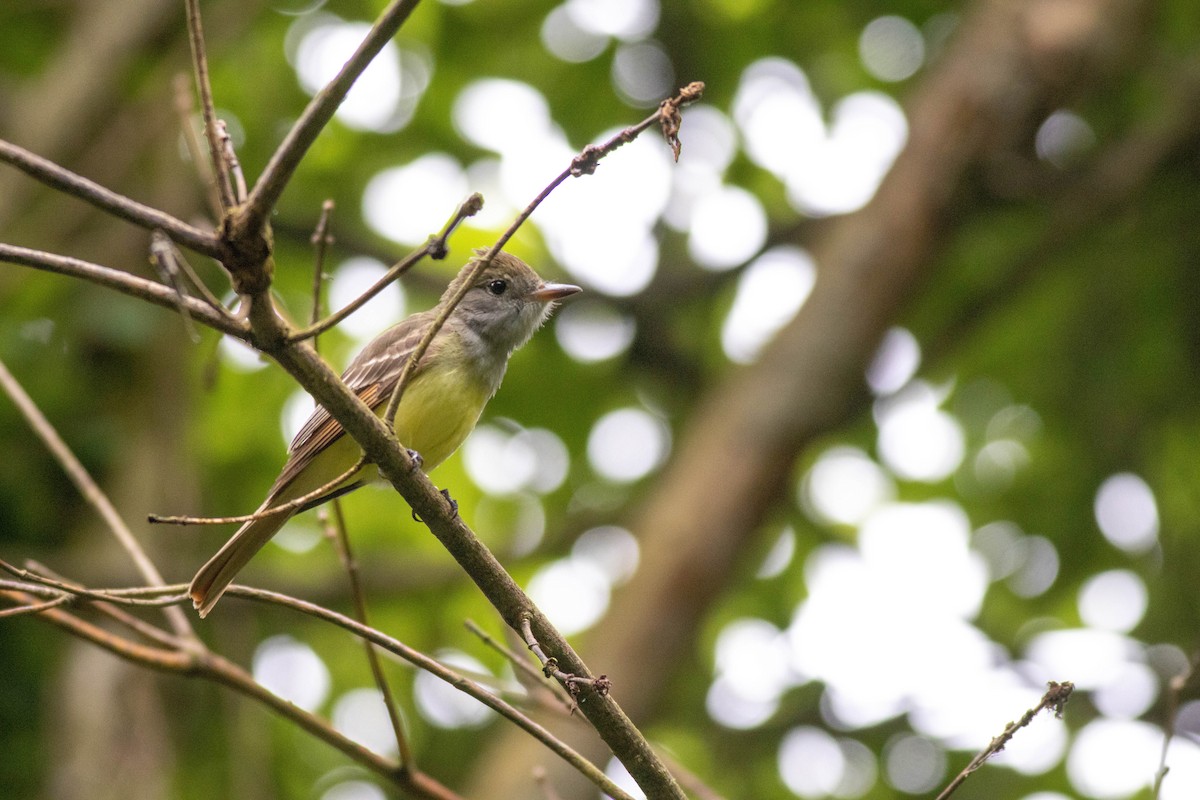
[0,359,197,642]
[935,681,1075,800]
[237,86,706,800]
[322,502,415,768]
[1154,653,1199,798]
[0,138,222,258]
[232,0,423,241]
[184,0,235,210]
[309,198,336,344]
[290,192,483,344]
[0,574,630,800]
[382,82,703,431]
[227,586,636,800]
[0,243,247,339]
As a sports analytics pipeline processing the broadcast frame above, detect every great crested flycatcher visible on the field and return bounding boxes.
[189,251,580,617]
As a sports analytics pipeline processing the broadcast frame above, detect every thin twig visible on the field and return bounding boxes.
[0,139,221,258]
[465,618,576,714]
[0,561,189,609]
[184,0,235,210]
[289,192,483,344]
[0,358,197,643]
[17,560,186,650]
[0,243,245,338]
[518,614,610,699]
[3,573,634,800]
[151,230,227,314]
[225,586,636,800]
[233,0,422,241]
[148,455,365,526]
[11,596,464,799]
[309,199,336,350]
[322,501,415,767]
[173,72,223,221]
[149,231,202,343]
[935,681,1075,800]
[218,121,247,204]
[380,83,703,435]
[1154,653,1199,798]
[0,594,75,618]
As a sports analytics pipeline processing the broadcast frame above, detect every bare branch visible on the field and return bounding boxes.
[232,0,423,241]
[0,243,246,338]
[240,89,701,798]
[465,619,576,714]
[148,455,365,526]
[149,230,229,314]
[225,585,636,800]
[0,139,221,258]
[309,199,336,346]
[0,359,197,642]
[321,501,414,767]
[149,231,203,343]
[173,72,223,221]
[381,82,703,438]
[184,0,235,210]
[935,681,1075,800]
[290,192,484,345]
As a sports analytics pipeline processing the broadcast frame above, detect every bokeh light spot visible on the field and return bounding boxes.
[327,257,406,343]
[320,782,387,800]
[526,557,611,634]
[1094,472,1159,553]
[1005,535,1060,597]
[867,327,921,395]
[363,154,469,245]
[1036,110,1096,168]
[554,300,636,363]
[572,525,640,584]
[252,635,330,713]
[779,726,845,796]
[883,734,945,793]
[859,15,925,82]
[565,0,659,40]
[875,383,965,482]
[587,407,669,482]
[1078,569,1147,633]
[541,5,608,63]
[687,184,768,269]
[332,688,398,756]
[414,650,492,728]
[612,40,674,107]
[721,246,816,363]
[802,446,895,526]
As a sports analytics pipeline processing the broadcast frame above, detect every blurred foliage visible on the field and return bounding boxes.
[2,0,1200,799]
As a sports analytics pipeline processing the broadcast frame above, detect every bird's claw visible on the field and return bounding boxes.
[411,488,459,522]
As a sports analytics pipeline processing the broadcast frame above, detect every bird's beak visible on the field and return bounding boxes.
[532,282,582,303]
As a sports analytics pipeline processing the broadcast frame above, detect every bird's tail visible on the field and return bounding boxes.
[188,503,292,618]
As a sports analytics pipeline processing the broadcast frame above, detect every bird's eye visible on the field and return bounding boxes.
[487,279,508,296]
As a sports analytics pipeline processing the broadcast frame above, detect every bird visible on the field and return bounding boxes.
[188,251,581,617]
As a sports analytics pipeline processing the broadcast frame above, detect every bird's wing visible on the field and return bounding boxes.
[266,311,437,499]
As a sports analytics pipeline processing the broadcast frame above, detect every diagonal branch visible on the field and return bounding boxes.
[183,0,235,211]
[231,0,422,242]
[0,139,222,258]
[0,358,198,643]
[0,243,247,338]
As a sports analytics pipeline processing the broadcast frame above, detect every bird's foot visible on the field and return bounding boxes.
[440,488,459,517]
[406,448,423,470]
[411,488,459,522]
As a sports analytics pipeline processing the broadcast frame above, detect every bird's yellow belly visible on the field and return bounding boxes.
[383,365,491,472]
